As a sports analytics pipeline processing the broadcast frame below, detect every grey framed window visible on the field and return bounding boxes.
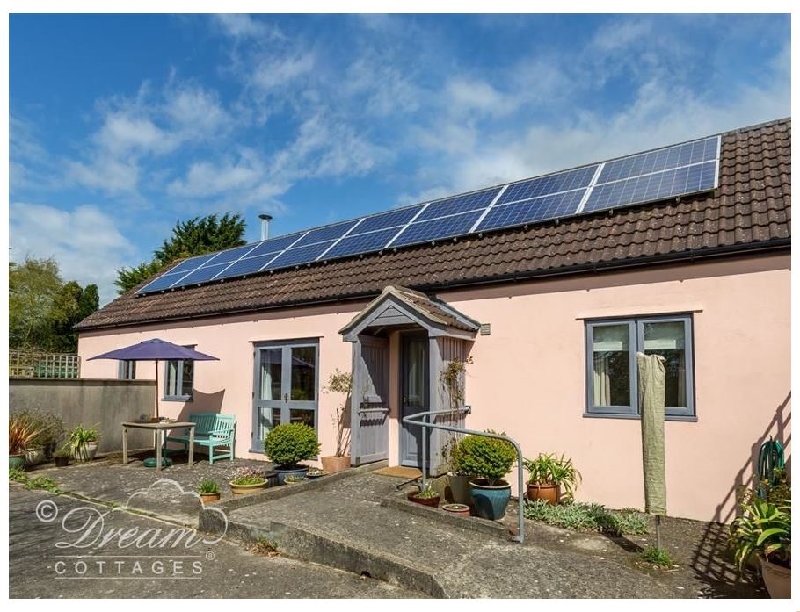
[118,360,136,380]
[164,347,195,401]
[585,315,694,419]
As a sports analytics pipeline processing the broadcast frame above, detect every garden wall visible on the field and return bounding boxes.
[9,378,156,452]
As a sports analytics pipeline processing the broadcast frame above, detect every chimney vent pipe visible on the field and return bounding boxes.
[258,214,273,241]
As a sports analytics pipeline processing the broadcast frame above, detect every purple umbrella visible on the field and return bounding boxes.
[89,338,219,418]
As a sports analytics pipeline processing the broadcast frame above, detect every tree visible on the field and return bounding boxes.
[115,212,247,294]
[9,257,99,353]
[9,257,63,350]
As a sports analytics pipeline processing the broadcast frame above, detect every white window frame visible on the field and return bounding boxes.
[585,314,695,420]
[163,345,195,401]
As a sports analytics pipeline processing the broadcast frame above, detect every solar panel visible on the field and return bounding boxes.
[415,188,501,222]
[292,220,359,248]
[356,206,422,234]
[391,210,484,247]
[478,190,586,232]
[136,133,721,295]
[322,227,400,259]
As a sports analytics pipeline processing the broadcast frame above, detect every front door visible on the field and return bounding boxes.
[252,340,318,452]
[401,332,429,467]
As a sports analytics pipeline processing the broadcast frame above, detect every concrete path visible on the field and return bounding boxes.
[9,486,424,598]
[27,456,763,599]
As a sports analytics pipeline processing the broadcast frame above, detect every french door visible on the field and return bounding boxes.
[252,340,318,452]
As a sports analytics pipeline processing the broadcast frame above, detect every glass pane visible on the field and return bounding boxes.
[404,339,426,406]
[592,325,630,407]
[165,360,179,396]
[290,409,315,429]
[272,408,281,428]
[290,347,316,401]
[259,348,282,400]
[643,321,687,407]
[181,360,193,396]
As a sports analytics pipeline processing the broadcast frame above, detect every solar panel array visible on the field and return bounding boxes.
[137,134,721,295]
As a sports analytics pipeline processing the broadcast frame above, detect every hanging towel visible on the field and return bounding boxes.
[637,352,667,516]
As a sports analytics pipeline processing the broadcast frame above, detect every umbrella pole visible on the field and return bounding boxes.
[154,360,159,419]
[656,515,662,550]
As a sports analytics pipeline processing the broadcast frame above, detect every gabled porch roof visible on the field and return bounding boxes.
[339,285,480,341]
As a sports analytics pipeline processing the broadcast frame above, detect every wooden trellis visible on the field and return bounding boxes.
[9,351,81,379]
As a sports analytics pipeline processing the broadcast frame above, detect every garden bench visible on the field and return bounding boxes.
[164,413,235,464]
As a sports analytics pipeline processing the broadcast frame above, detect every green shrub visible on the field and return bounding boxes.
[524,500,650,535]
[198,479,220,494]
[264,423,320,468]
[641,546,674,567]
[452,431,516,485]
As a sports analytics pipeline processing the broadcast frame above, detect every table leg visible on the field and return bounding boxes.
[188,427,194,467]
[156,430,163,472]
[122,426,128,465]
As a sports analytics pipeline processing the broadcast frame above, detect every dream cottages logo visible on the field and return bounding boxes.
[36,479,229,579]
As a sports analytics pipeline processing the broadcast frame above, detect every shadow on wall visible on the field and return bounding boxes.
[173,389,226,422]
[690,392,790,597]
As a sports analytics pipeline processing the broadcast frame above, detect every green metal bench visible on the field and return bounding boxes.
[165,413,236,464]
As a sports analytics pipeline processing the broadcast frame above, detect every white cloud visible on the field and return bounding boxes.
[213,14,280,40]
[163,83,232,139]
[95,112,177,155]
[65,157,140,194]
[445,78,518,117]
[249,52,316,91]
[10,203,138,306]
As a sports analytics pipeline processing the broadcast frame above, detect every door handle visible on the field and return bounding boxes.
[284,393,288,402]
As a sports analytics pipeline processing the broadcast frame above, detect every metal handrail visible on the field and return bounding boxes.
[402,408,525,544]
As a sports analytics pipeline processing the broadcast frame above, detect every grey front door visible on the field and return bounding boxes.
[401,332,429,467]
[252,340,318,452]
[352,335,390,465]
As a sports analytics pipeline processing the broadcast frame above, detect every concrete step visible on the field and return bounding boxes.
[201,473,682,598]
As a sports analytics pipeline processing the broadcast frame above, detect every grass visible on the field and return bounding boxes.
[641,546,675,567]
[248,536,280,557]
[9,468,62,494]
[523,500,649,535]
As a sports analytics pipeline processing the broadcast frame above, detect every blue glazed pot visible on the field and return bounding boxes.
[469,479,511,520]
[276,465,309,484]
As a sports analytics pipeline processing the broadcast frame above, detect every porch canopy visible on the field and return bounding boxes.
[339,285,480,469]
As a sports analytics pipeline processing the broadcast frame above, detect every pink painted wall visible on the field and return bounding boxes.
[78,254,790,522]
[441,254,790,523]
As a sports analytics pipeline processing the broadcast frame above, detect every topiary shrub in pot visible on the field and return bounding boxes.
[264,423,321,484]
[456,431,517,520]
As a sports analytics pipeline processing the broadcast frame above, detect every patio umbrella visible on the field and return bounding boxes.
[637,352,667,549]
[88,338,219,419]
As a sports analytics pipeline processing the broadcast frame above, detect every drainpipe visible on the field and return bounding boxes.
[258,214,273,241]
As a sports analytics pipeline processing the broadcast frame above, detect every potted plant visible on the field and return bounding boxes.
[228,466,268,495]
[320,370,352,474]
[284,474,306,486]
[68,424,100,462]
[441,503,471,517]
[16,409,65,462]
[198,479,221,503]
[523,452,582,506]
[730,469,790,598]
[457,431,517,520]
[264,422,321,484]
[407,482,441,507]
[53,448,71,468]
[447,436,474,506]
[9,414,39,470]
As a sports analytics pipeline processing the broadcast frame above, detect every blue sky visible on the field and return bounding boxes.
[8,13,791,305]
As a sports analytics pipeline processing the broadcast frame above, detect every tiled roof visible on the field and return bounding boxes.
[77,118,791,332]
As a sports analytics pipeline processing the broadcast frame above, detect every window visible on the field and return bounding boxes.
[585,315,694,418]
[164,348,194,401]
[118,360,136,380]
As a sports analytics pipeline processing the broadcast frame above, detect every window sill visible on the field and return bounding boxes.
[583,412,697,422]
[162,396,193,402]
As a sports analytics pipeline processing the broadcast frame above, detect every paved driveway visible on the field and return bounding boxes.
[9,486,424,599]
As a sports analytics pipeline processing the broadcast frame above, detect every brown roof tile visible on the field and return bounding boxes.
[77,118,791,332]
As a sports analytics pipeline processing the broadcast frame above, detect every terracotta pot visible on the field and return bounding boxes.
[407,492,441,507]
[200,492,221,503]
[229,480,267,495]
[527,483,560,506]
[760,556,791,599]
[321,455,350,474]
[441,503,471,517]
